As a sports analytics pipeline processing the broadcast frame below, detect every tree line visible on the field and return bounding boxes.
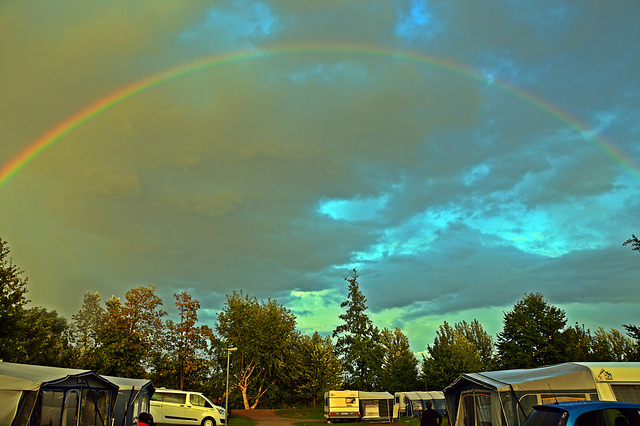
[1,236,639,408]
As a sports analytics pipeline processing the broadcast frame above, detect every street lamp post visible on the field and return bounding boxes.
[225,347,237,425]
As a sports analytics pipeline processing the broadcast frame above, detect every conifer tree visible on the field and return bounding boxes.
[332,269,383,390]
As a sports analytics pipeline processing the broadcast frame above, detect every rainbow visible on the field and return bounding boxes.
[1,44,638,189]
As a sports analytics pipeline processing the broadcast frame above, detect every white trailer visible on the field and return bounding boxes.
[324,390,360,422]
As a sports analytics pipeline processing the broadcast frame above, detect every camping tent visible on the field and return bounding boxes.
[358,391,394,422]
[444,362,640,426]
[103,375,155,426]
[0,361,119,426]
[394,391,446,417]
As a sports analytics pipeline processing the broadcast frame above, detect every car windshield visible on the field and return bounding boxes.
[523,410,566,426]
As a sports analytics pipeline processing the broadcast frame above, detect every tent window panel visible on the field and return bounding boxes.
[475,393,492,426]
[612,385,640,404]
[62,391,79,426]
[80,390,97,426]
[460,392,493,426]
[461,393,476,426]
[41,390,65,426]
[362,401,379,419]
[96,390,110,426]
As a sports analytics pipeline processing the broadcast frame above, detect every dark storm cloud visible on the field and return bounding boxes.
[1,0,639,351]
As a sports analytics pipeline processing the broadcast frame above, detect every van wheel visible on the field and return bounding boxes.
[202,418,216,426]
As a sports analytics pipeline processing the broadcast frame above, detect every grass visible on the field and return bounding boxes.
[227,413,257,426]
[275,407,450,426]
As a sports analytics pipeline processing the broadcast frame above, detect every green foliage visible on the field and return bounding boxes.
[71,285,168,378]
[422,321,485,390]
[216,290,299,409]
[13,307,75,367]
[590,327,636,361]
[562,323,594,362]
[93,296,146,377]
[289,332,343,406]
[0,237,29,361]
[333,269,384,390]
[623,234,640,252]
[122,284,166,366]
[497,293,569,368]
[71,291,105,368]
[165,292,214,390]
[378,327,420,393]
[622,325,640,361]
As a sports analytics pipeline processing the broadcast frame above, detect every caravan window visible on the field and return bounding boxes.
[612,385,640,404]
[41,390,65,425]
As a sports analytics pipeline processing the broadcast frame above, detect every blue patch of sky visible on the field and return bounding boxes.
[318,193,389,221]
[394,0,443,43]
[177,0,278,51]
[352,208,462,262]
[321,179,624,263]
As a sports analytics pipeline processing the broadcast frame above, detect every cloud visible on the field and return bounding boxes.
[1,0,640,356]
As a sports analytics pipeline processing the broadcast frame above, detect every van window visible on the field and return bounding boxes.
[154,392,186,404]
[190,394,213,408]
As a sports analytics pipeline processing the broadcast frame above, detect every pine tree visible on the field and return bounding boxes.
[332,269,383,390]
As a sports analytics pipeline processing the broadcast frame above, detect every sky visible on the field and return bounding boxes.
[1,0,640,355]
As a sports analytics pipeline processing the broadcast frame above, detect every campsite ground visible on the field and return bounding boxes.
[231,408,450,426]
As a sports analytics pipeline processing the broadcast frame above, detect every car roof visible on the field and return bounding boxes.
[533,401,640,416]
[155,388,199,394]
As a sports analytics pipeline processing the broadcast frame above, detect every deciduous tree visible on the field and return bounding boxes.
[422,321,484,390]
[497,293,569,368]
[0,237,29,361]
[379,327,420,394]
[72,291,105,368]
[622,237,640,360]
[165,292,214,390]
[623,234,640,252]
[290,332,343,406]
[94,296,146,377]
[216,291,298,409]
[14,307,74,367]
[123,284,166,368]
[591,327,636,361]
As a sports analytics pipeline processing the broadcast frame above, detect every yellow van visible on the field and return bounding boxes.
[150,388,226,426]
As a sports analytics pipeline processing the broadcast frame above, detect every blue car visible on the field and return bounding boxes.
[523,401,640,426]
